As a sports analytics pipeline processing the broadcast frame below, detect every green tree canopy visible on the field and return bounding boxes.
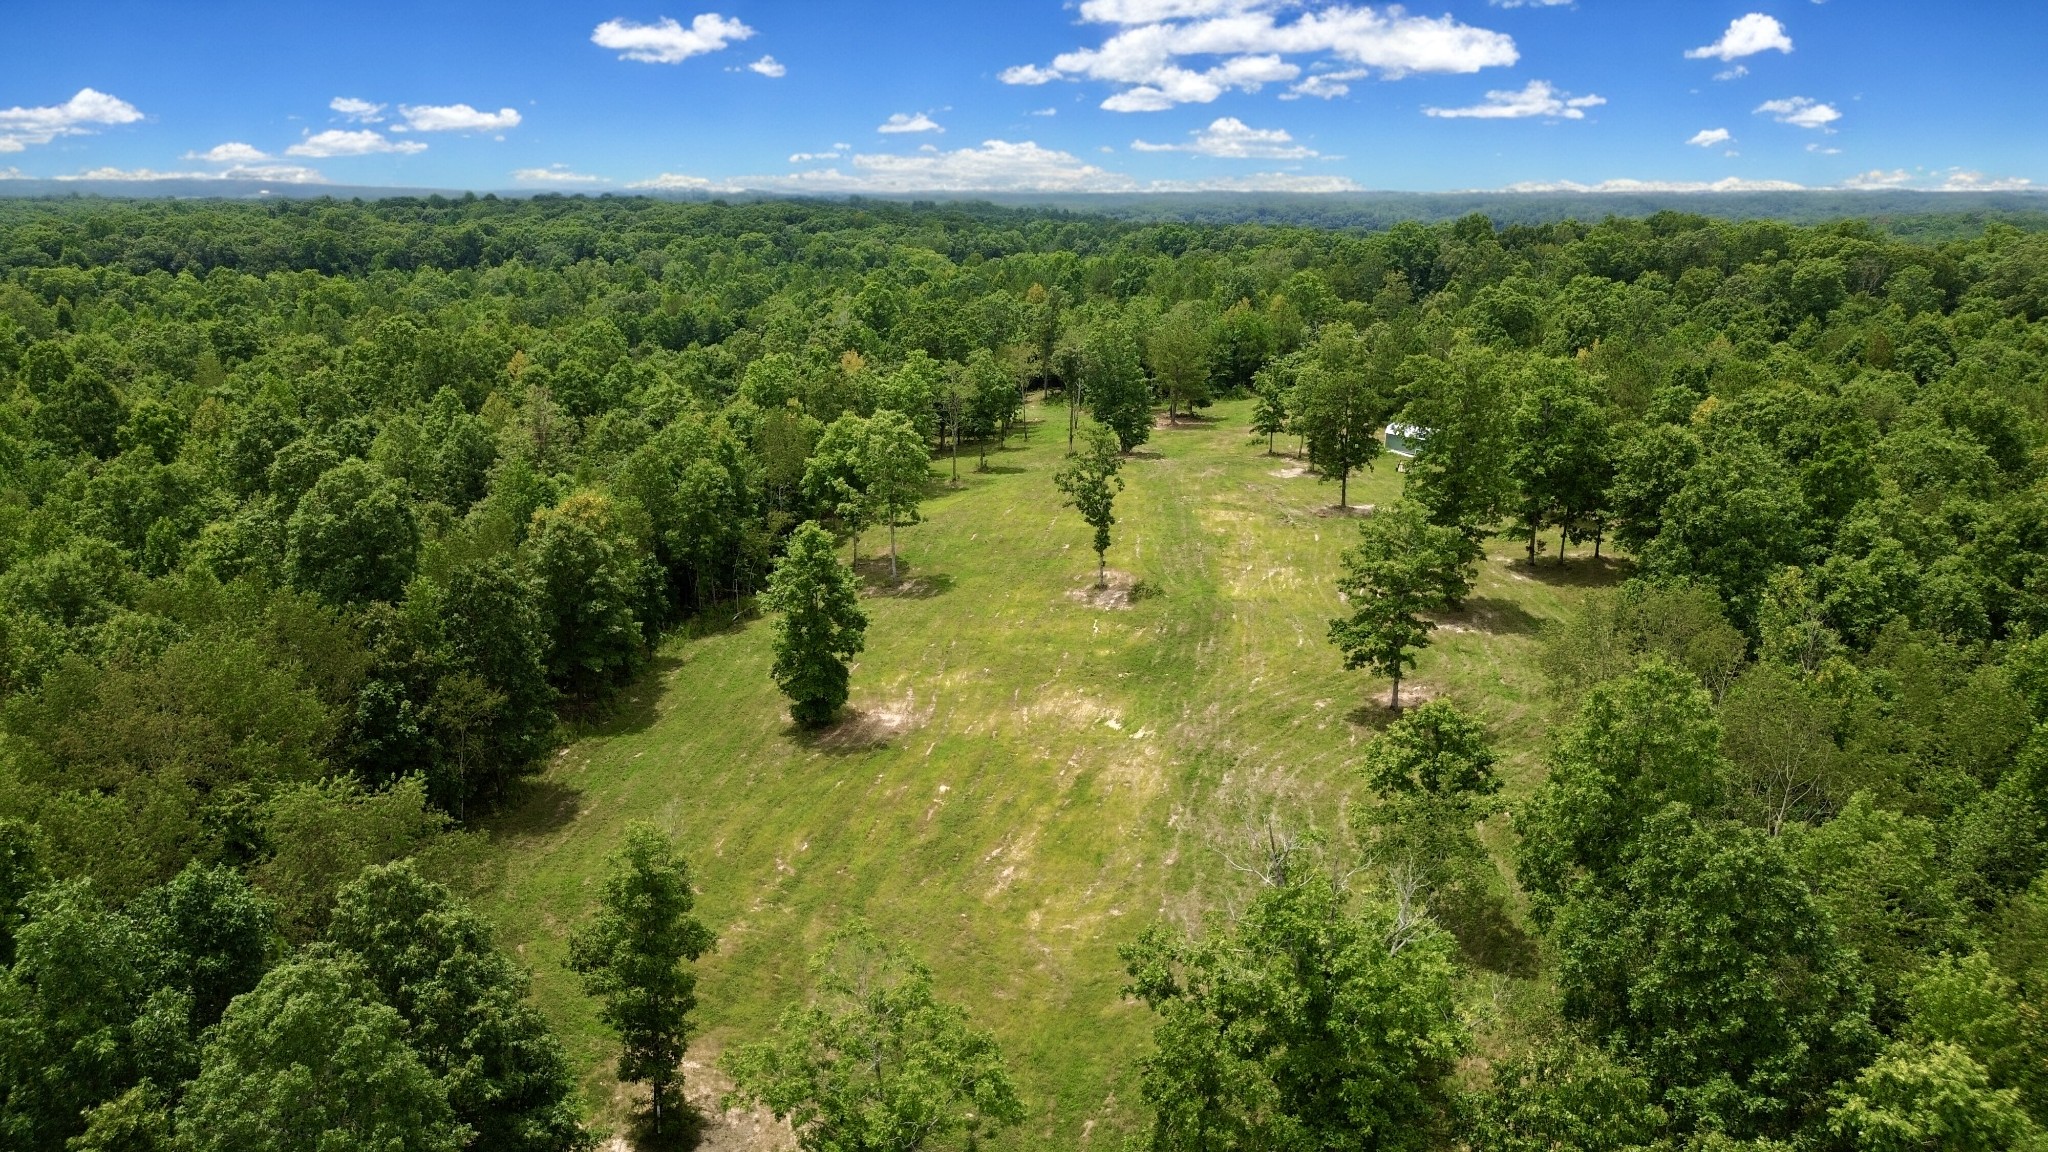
[1328,502,1476,711]
[763,521,868,727]
[723,921,1023,1152]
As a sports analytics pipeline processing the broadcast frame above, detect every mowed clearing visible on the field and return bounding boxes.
[479,398,1620,1147]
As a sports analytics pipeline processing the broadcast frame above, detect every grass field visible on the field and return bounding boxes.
[478,397,1626,1148]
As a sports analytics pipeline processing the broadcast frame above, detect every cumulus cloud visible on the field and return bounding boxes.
[591,14,755,63]
[878,112,944,134]
[1714,64,1749,81]
[330,97,386,122]
[1003,1,1518,111]
[1131,116,1316,158]
[1503,176,1807,193]
[626,172,750,192]
[1686,14,1792,62]
[747,55,786,77]
[48,163,325,184]
[1686,128,1732,148]
[285,129,428,157]
[399,103,521,132]
[186,142,270,163]
[0,88,144,151]
[1424,79,1603,120]
[1147,171,1363,192]
[1842,169,1912,189]
[1284,68,1368,99]
[789,145,848,163]
[1755,96,1840,130]
[1941,170,2034,192]
[513,164,610,185]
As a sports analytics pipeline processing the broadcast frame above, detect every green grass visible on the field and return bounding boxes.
[478,398,1624,1145]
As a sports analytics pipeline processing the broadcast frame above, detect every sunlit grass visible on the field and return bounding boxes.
[478,398,1620,1145]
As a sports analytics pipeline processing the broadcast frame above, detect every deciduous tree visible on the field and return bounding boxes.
[1054,423,1125,588]
[1328,503,1475,711]
[568,824,714,1140]
[764,522,868,727]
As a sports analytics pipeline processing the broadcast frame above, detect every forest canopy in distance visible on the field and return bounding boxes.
[0,193,2046,1151]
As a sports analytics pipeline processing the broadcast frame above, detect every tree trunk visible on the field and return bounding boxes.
[1526,525,1537,564]
[1339,467,1349,509]
[1267,431,1275,454]
[951,431,960,484]
[1594,527,1604,560]
[1390,666,1402,713]
[889,520,898,580]
[1098,552,1106,588]
[1559,526,1569,567]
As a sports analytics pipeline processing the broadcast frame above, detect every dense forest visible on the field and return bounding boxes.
[1,193,2047,1151]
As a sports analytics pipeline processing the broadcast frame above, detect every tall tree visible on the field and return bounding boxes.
[1398,351,1512,536]
[722,922,1023,1152]
[763,522,868,727]
[863,409,931,581]
[1148,303,1214,423]
[1292,324,1389,509]
[1054,423,1126,588]
[1504,360,1610,566]
[804,413,876,560]
[567,824,715,1140]
[1081,322,1153,454]
[1121,869,1468,1152]
[1329,503,1476,711]
[177,953,468,1152]
[522,491,649,696]
[1250,368,1290,456]
[330,862,588,1152]
[285,459,420,606]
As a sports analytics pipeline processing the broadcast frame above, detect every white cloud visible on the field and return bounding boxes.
[1686,128,1732,148]
[1029,107,1058,116]
[1490,0,1571,6]
[1131,116,1316,158]
[789,146,847,163]
[330,97,385,122]
[1004,2,1518,111]
[0,167,22,180]
[1805,142,1842,155]
[747,55,786,77]
[186,142,270,163]
[1686,14,1792,62]
[285,129,429,157]
[1284,68,1368,99]
[399,103,521,132]
[48,164,325,184]
[0,88,144,151]
[1941,170,2034,192]
[591,14,755,63]
[1842,169,1912,189]
[626,172,748,192]
[1424,79,1604,120]
[999,64,1063,86]
[1147,171,1363,192]
[1714,64,1749,81]
[1755,96,1840,130]
[513,164,610,185]
[1503,176,1807,193]
[879,112,944,134]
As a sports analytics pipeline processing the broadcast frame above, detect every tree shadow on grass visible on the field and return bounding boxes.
[1437,596,1544,637]
[976,463,1028,475]
[786,707,911,756]
[1436,886,1541,979]
[1503,554,1633,589]
[482,778,584,839]
[622,1096,709,1152]
[562,652,686,739]
[851,558,954,600]
[1344,683,1444,731]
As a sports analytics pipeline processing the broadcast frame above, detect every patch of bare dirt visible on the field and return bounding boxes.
[808,692,931,749]
[1066,568,1142,610]
[1268,463,1312,479]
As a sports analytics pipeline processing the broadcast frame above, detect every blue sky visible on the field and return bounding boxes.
[2,1,2040,194]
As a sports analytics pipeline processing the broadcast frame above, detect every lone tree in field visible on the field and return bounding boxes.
[568,822,716,1140]
[1292,324,1389,509]
[722,921,1024,1152]
[863,408,932,581]
[765,522,868,726]
[1329,502,1476,712]
[1250,366,1292,455]
[1055,423,1126,588]
[1148,303,1214,423]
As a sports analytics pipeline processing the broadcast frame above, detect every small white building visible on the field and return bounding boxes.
[1384,423,1430,458]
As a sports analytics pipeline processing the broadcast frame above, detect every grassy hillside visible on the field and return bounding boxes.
[479,397,1621,1147]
